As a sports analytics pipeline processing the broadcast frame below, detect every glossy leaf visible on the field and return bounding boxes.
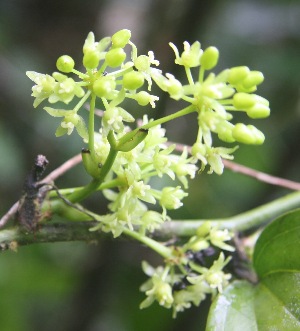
[253,208,300,278]
[206,280,257,331]
[206,209,300,330]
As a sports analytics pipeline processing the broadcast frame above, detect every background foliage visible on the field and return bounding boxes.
[0,0,299,330]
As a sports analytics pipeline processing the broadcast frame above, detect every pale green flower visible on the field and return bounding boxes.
[160,186,188,210]
[188,253,231,293]
[209,227,235,252]
[169,41,203,67]
[102,106,135,134]
[50,73,85,104]
[26,71,57,107]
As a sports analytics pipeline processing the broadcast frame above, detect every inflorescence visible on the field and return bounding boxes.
[26,29,270,316]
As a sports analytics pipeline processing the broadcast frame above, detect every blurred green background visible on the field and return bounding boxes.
[0,0,299,330]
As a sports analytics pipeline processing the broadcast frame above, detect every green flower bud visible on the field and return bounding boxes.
[93,77,116,98]
[123,71,145,90]
[246,104,270,119]
[83,50,100,69]
[217,125,235,143]
[196,221,212,237]
[200,46,219,70]
[233,92,256,109]
[242,71,264,88]
[105,48,126,68]
[135,55,151,72]
[189,239,210,251]
[228,66,249,85]
[232,123,265,145]
[166,75,183,100]
[111,29,131,48]
[56,55,75,73]
[81,148,102,178]
[135,91,152,106]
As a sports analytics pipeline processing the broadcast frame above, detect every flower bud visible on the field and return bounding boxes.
[135,55,151,72]
[189,239,210,251]
[105,48,126,67]
[135,91,152,106]
[228,66,250,85]
[246,104,270,119]
[123,71,145,90]
[232,123,265,145]
[233,92,256,109]
[200,46,219,70]
[217,125,235,143]
[166,75,183,100]
[56,55,75,73]
[196,222,212,237]
[93,77,116,98]
[111,29,131,48]
[81,148,102,178]
[83,50,100,69]
[242,71,264,88]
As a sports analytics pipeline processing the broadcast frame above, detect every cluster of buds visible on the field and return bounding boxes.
[152,41,270,174]
[26,29,159,139]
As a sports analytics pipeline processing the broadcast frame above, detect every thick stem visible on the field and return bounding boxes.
[157,190,300,237]
[2,191,300,250]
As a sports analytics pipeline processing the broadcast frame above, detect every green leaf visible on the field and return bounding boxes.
[206,210,300,330]
[206,280,257,331]
[253,208,300,278]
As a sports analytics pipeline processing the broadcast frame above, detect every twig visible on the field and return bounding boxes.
[0,202,19,228]
[222,159,300,190]
[2,189,300,250]
[40,153,82,184]
[172,142,300,191]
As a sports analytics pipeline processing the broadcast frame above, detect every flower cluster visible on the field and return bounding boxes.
[27,29,159,139]
[26,31,270,317]
[152,41,270,174]
[140,222,233,317]
[90,116,197,237]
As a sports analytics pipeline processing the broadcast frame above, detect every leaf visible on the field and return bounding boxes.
[253,208,300,278]
[206,280,257,331]
[206,209,300,330]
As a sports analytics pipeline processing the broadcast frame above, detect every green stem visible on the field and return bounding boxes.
[198,66,204,83]
[2,191,300,250]
[139,104,196,131]
[73,90,91,112]
[48,178,125,198]
[157,190,300,237]
[66,147,118,203]
[123,228,172,259]
[88,93,96,156]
